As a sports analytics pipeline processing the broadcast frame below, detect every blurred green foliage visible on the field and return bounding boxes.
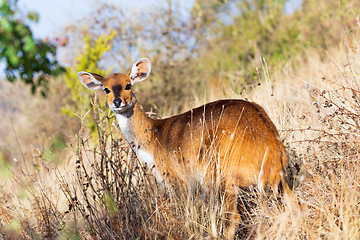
[0,152,11,180]
[0,0,65,96]
[63,31,115,133]
[0,0,358,108]
[43,136,68,163]
[63,0,360,114]
[104,193,118,215]
[194,0,359,92]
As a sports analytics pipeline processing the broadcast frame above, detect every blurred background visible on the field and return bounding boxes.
[1,0,318,159]
[2,0,357,159]
[1,0,360,238]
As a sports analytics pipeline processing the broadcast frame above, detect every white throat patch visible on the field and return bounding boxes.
[114,113,163,183]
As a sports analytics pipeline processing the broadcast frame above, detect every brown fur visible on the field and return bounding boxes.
[79,60,296,239]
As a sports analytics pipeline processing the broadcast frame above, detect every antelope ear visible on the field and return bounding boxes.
[77,71,104,90]
[129,58,151,85]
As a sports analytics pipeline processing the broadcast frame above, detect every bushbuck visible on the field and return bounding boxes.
[77,58,295,239]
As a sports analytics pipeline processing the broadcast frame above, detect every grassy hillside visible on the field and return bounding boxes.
[1,0,360,239]
[1,34,359,239]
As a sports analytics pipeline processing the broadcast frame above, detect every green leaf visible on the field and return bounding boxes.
[23,35,35,52]
[0,17,13,32]
[103,193,118,214]
[0,3,11,16]
[4,46,19,65]
[0,0,64,96]
[27,11,38,23]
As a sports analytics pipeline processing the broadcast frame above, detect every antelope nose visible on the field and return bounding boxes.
[113,98,122,108]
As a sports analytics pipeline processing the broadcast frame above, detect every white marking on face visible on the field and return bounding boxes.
[111,101,133,114]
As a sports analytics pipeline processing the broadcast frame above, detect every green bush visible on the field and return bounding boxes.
[194,0,360,93]
[62,31,115,133]
[0,0,65,96]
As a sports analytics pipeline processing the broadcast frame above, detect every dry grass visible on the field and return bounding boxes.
[1,33,360,239]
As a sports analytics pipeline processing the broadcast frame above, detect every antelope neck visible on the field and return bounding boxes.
[115,101,155,152]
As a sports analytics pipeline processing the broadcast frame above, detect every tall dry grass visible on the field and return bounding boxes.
[1,33,360,240]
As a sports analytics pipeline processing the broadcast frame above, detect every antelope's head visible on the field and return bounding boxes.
[77,58,151,114]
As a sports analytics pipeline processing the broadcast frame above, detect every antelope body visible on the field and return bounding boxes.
[77,58,294,239]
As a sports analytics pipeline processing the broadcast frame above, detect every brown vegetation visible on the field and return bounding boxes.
[1,0,360,239]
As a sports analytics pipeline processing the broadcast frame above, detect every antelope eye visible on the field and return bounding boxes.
[125,84,131,90]
[104,88,111,94]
